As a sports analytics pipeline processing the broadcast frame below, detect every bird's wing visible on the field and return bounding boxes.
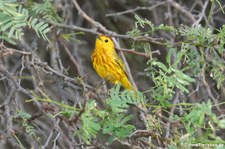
[114,55,129,77]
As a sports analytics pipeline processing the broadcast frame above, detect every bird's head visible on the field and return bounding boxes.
[95,34,115,50]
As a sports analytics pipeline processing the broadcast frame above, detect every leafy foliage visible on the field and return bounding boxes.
[128,14,225,147]
[179,101,225,145]
[14,110,37,138]
[146,55,195,107]
[0,0,61,44]
[80,100,101,144]
[30,0,62,22]
[107,84,145,112]
[29,84,145,144]
[79,84,145,144]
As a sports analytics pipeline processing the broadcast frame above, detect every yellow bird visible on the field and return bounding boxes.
[92,34,135,90]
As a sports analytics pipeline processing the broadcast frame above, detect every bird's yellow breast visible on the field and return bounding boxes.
[92,34,135,90]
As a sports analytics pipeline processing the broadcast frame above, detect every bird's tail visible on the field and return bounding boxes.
[121,77,147,112]
[121,76,136,91]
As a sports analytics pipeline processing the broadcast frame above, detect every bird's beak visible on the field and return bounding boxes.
[96,35,101,40]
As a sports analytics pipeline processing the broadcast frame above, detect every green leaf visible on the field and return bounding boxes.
[108,135,115,144]
[120,115,133,125]
[143,42,151,54]
[152,61,168,72]
[166,47,176,66]
[172,68,195,82]
[2,20,12,31]
[115,125,134,138]
[219,119,225,129]
[8,26,15,38]
[103,124,114,134]
[176,77,189,86]
[0,35,16,44]
[168,77,185,91]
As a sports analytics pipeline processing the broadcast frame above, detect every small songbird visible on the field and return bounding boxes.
[92,34,135,90]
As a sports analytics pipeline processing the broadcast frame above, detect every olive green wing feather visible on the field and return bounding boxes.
[114,55,129,77]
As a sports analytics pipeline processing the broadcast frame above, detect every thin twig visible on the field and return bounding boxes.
[43,130,54,148]
[51,21,99,35]
[0,44,32,58]
[116,47,161,58]
[165,89,180,138]
[52,132,61,149]
[59,40,82,76]
[106,2,165,17]
[167,0,196,23]
[192,0,209,27]
[72,0,113,34]
[71,0,165,45]
[51,21,166,45]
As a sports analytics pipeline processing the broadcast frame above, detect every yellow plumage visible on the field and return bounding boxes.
[92,34,135,90]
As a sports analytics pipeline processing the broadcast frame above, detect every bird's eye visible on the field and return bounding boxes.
[105,39,108,43]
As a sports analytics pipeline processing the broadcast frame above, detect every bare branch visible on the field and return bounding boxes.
[106,2,166,17]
